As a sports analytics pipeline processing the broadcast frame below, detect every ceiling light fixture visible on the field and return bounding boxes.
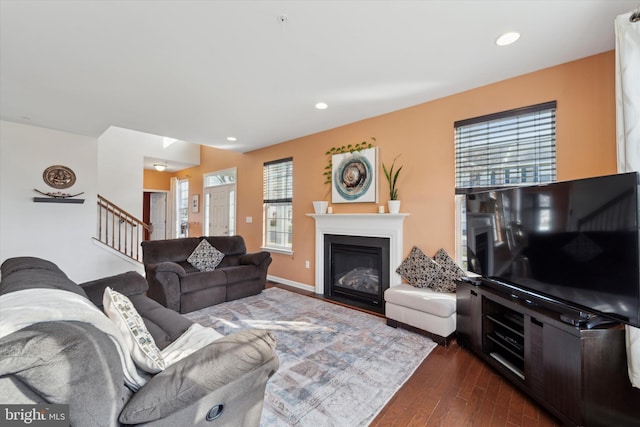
[496,32,520,46]
[227,136,237,142]
[315,102,328,110]
[153,163,168,172]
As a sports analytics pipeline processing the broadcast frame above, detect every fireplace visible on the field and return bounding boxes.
[324,234,390,313]
[308,212,408,312]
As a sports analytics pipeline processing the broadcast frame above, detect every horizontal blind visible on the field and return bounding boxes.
[263,157,293,203]
[455,101,556,193]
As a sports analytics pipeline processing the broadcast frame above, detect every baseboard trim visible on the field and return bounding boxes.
[267,275,315,293]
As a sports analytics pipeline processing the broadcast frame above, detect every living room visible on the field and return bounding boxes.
[1,5,632,285]
[1,1,639,426]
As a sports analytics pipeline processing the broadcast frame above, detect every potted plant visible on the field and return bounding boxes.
[383,155,402,213]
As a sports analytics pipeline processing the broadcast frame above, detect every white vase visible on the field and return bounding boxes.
[313,201,329,214]
[388,200,401,214]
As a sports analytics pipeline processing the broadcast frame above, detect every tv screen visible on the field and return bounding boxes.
[466,172,640,328]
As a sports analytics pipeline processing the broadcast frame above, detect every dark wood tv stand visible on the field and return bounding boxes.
[456,279,640,427]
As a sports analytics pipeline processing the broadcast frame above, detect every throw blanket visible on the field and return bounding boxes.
[161,323,223,366]
[0,288,149,391]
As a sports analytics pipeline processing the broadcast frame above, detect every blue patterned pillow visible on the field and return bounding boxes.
[187,239,225,272]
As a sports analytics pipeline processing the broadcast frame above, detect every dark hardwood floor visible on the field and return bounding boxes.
[267,282,561,427]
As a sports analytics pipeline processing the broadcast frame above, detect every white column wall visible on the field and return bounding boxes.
[97,126,199,217]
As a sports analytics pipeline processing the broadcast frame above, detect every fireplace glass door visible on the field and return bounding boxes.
[324,234,390,313]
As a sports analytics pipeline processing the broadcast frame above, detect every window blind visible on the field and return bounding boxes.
[263,157,293,203]
[455,101,557,193]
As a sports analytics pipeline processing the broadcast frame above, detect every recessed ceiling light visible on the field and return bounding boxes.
[496,32,520,46]
[227,136,237,142]
[315,102,328,110]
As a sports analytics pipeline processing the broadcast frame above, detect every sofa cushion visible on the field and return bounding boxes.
[180,269,228,294]
[0,256,88,299]
[223,265,261,284]
[103,287,166,373]
[81,271,149,309]
[203,235,247,256]
[0,321,129,426]
[141,237,201,265]
[396,246,443,288]
[187,239,225,272]
[129,294,193,350]
[384,284,456,318]
[240,251,271,266]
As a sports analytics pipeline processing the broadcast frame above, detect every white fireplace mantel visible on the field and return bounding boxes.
[307,213,409,294]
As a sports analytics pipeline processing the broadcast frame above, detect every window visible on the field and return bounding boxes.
[454,101,557,266]
[176,178,189,238]
[263,158,293,253]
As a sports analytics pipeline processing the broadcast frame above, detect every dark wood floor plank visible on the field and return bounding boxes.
[507,389,526,426]
[456,351,484,402]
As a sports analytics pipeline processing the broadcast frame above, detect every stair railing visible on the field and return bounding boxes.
[96,195,150,263]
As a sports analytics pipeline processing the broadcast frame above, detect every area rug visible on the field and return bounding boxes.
[184,287,437,427]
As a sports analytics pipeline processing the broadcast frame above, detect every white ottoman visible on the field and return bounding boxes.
[384,284,456,346]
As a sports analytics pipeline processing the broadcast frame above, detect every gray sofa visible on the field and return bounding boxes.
[141,236,272,313]
[0,256,279,427]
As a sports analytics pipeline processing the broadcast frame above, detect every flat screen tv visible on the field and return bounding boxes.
[465,172,640,328]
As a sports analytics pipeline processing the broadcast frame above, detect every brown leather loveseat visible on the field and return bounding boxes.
[141,236,271,313]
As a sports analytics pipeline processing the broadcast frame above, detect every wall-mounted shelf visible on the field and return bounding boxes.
[33,197,84,204]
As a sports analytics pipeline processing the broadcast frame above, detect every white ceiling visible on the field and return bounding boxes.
[1,1,637,153]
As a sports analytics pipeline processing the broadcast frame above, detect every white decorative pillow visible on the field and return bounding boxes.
[103,287,165,373]
[187,239,225,272]
[396,246,443,288]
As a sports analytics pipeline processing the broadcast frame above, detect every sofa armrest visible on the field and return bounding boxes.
[119,329,279,425]
[145,262,186,312]
[239,251,271,266]
[154,261,187,277]
[80,271,148,308]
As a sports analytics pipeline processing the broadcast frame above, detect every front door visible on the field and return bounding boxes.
[149,192,167,240]
[205,184,234,236]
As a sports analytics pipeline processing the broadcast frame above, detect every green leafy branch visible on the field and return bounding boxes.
[323,137,376,185]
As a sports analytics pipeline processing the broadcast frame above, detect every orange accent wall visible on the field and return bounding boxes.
[143,169,171,191]
[181,51,618,288]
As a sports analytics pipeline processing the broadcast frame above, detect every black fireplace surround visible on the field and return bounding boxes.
[324,234,390,314]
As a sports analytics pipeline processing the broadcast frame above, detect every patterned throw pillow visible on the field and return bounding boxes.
[187,239,225,272]
[396,246,444,288]
[433,248,466,292]
[103,287,165,373]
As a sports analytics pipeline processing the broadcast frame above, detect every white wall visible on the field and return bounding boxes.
[0,121,142,282]
[98,126,199,217]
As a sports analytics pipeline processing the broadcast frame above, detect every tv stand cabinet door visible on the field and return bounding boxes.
[539,323,638,427]
[525,317,544,400]
[541,325,582,425]
[455,281,481,351]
